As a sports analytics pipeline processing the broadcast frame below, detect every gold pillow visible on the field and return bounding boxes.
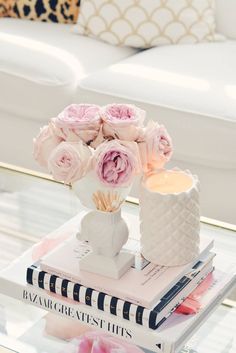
[9,0,80,23]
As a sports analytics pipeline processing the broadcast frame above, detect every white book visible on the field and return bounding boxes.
[40,234,214,309]
[27,252,215,330]
[0,263,235,353]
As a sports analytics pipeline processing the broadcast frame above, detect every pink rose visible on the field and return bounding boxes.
[54,104,101,144]
[94,140,140,187]
[33,124,62,168]
[138,121,173,171]
[62,332,144,353]
[48,141,91,183]
[102,104,145,141]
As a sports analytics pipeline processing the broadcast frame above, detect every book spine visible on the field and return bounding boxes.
[26,259,212,331]
[27,266,150,326]
[27,265,183,330]
[21,285,171,353]
[41,263,148,307]
[28,266,152,327]
[40,238,214,309]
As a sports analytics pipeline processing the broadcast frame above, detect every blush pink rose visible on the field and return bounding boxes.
[94,140,140,187]
[48,141,91,184]
[62,332,145,353]
[138,121,173,171]
[101,104,145,141]
[33,124,62,168]
[53,104,102,144]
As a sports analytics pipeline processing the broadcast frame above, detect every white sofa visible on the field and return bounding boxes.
[0,0,235,223]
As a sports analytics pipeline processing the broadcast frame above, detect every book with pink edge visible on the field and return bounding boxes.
[40,235,213,309]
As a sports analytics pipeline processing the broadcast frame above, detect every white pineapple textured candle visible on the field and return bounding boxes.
[140,169,200,266]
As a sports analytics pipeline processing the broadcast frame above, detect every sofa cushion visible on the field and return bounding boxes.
[0,0,10,17]
[0,18,136,121]
[74,0,220,49]
[9,0,80,24]
[78,41,236,169]
[216,0,236,39]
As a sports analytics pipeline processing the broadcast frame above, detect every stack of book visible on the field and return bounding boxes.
[26,234,215,334]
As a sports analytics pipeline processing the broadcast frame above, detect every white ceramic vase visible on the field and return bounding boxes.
[78,208,129,257]
[140,170,200,266]
[77,208,134,278]
[72,173,134,278]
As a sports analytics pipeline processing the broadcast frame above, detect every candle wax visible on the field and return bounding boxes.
[145,170,193,194]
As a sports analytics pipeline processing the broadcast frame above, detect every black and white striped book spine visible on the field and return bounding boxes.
[26,255,214,330]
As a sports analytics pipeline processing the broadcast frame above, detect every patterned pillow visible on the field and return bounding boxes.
[74,0,222,48]
[0,0,11,16]
[9,0,80,23]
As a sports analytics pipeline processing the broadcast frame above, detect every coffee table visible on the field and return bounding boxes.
[0,162,235,353]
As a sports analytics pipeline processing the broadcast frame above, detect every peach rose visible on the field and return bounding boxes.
[33,124,62,168]
[48,141,91,183]
[53,104,101,144]
[101,104,145,141]
[138,121,173,171]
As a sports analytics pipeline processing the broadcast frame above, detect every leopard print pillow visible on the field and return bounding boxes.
[0,0,11,16]
[9,0,80,23]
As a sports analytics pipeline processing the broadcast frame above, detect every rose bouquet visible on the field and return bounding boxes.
[34,103,172,211]
[34,103,173,277]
